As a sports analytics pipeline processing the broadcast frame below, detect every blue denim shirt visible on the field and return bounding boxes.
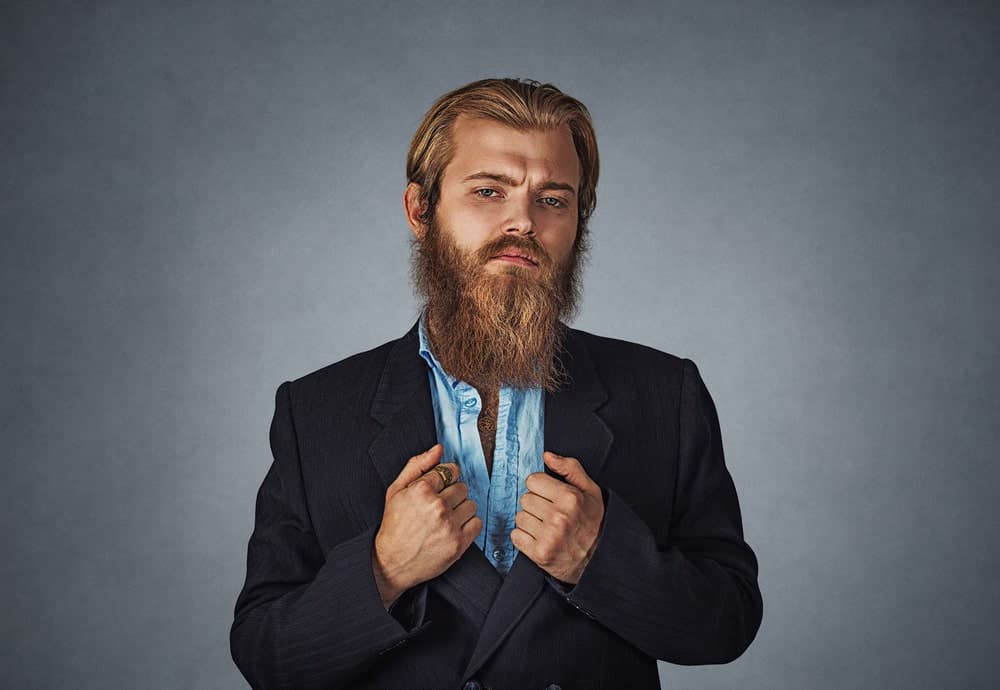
[417,316,544,576]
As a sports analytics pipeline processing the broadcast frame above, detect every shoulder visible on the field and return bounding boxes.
[562,327,711,405]
[276,331,409,413]
[564,328,719,431]
[294,338,397,387]
[566,327,692,376]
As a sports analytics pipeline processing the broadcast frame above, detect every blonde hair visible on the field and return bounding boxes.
[406,78,599,237]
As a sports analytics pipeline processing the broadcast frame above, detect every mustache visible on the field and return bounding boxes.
[472,235,553,270]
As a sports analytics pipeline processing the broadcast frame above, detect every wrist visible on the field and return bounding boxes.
[372,536,408,608]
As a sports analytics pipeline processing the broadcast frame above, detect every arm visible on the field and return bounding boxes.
[230,381,429,690]
[546,359,763,664]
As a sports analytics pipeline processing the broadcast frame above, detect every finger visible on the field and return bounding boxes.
[414,462,461,492]
[514,509,543,539]
[528,472,586,514]
[452,498,478,525]
[461,515,483,541]
[511,527,535,549]
[439,481,469,509]
[520,491,556,521]
[543,452,595,494]
[525,471,575,501]
[389,445,443,494]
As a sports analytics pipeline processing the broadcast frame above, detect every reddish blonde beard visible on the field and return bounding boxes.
[411,218,583,392]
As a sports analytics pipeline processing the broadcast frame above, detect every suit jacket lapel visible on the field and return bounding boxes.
[368,323,438,488]
[368,322,503,622]
[462,327,614,680]
[543,328,614,480]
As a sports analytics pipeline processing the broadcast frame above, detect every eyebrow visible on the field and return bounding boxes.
[460,171,577,196]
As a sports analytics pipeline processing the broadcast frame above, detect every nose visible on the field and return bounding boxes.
[502,195,535,236]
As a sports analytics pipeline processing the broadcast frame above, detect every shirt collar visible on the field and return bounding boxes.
[417,312,460,389]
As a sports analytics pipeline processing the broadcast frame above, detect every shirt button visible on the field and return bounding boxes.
[463,682,482,690]
[464,398,478,408]
[492,549,503,560]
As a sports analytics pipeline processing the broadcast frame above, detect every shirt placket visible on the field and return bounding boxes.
[487,388,517,573]
[455,382,490,554]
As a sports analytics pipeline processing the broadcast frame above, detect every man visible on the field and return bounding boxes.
[231,78,762,690]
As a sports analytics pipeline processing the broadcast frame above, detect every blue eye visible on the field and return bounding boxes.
[541,197,564,208]
[476,188,500,198]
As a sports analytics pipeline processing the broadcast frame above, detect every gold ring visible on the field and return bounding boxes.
[432,464,453,490]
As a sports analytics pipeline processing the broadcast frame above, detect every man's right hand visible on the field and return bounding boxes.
[372,444,482,608]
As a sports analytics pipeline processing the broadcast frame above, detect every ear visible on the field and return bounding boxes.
[403,182,428,240]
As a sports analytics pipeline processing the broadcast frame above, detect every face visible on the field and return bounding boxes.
[406,115,581,276]
[406,116,585,391]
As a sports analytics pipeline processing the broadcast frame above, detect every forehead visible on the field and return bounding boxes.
[442,116,581,187]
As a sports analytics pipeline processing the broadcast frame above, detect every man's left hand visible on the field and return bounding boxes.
[511,451,605,585]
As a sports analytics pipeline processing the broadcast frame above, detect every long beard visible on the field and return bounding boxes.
[410,218,583,392]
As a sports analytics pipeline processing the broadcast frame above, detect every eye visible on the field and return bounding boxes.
[475,188,501,199]
[540,196,565,208]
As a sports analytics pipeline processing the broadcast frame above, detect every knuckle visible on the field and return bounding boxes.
[551,512,571,532]
[432,498,449,520]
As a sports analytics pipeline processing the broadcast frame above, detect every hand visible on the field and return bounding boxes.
[511,451,605,585]
[372,444,482,608]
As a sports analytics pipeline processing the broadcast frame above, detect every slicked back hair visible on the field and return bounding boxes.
[406,78,599,243]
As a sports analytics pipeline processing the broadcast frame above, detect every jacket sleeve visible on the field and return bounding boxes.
[546,359,763,665]
[230,381,429,690]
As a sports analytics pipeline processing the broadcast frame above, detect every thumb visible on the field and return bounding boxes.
[389,444,443,495]
[543,451,595,494]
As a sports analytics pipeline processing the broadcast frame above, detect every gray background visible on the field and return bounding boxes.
[2,1,997,688]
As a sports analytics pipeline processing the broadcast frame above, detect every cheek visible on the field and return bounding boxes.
[542,223,578,262]
[438,206,497,251]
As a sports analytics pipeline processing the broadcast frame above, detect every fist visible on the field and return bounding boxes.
[511,452,605,585]
[372,445,482,607]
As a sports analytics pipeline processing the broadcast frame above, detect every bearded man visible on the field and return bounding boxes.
[231,78,762,690]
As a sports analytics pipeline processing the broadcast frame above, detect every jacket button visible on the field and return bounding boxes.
[463,682,482,690]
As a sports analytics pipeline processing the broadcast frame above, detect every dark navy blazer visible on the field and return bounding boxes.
[231,323,763,689]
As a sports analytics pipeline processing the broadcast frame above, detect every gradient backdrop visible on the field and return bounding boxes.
[2,1,998,688]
